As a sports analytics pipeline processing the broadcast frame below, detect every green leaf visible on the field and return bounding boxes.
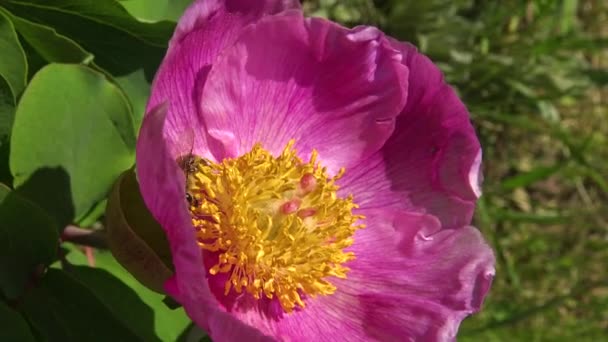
[177,324,211,342]
[492,208,568,225]
[0,75,15,143]
[1,9,93,65]
[584,68,608,86]
[17,32,47,80]
[0,9,20,144]
[119,0,192,22]
[21,268,142,341]
[76,199,107,227]
[9,64,135,227]
[0,138,11,185]
[62,247,190,341]
[499,164,563,191]
[534,36,608,54]
[0,9,27,97]
[66,266,161,342]
[1,0,174,76]
[580,166,608,195]
[0,183,58,299]
[559,0,578,34]
[116,68,150,133]
[0,301,36,342]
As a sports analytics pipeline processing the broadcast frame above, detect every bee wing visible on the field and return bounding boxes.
[173,127,195,158]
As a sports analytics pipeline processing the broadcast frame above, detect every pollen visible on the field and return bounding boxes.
[183,140,364,312]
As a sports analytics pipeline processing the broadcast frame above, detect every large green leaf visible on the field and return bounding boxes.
[0,301,35,342]
[0,183,58,299]
[1,9,93,65]
[0,10,27,98]
[21,268,142,341]
[116,68,149,134]
[0,12,23,147]
[62,247,190,341]
[66,266,161,342]
[9,64,135,226]
[119,0,192,22]
[1,0,174,76]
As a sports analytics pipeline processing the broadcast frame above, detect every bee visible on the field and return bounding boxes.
[176,153,202,175]
[175,129,203,207]
[177,153,219,223]
[174,130,218,226]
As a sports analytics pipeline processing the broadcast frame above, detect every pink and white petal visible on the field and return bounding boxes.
[340,41,482,228]
[147,0,300,160]
[223,210,493,341]
[198,12,408,173]
[135,104,217,325]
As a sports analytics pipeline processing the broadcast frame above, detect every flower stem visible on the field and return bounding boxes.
[61,225,108,249]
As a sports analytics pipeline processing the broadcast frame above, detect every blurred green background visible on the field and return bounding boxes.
[306,0,607,340]
[1,0,606,341]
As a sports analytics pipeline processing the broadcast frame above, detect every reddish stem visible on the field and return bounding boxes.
[61,225,108,249]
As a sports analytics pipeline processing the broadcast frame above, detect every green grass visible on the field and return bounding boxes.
[305,0,608,340]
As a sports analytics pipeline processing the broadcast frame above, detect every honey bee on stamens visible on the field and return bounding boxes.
[175,129,206,207]
[176,153,203,175]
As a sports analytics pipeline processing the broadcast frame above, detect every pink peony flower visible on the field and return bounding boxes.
[136,0,495,340]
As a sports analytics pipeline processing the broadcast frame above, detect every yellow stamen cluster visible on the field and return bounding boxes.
[184,140,364,312]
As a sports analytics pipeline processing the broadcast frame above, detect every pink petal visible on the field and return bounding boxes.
[345,210,495,340]
[206,310,275,342]
[198,11,408,173]
[135,104,218,326]
[249,210,493,340]
[340,40,482,228]
[170,273,273,341]
[147,0,300,160]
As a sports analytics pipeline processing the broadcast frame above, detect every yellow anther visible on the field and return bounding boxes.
[183,139,364,312]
